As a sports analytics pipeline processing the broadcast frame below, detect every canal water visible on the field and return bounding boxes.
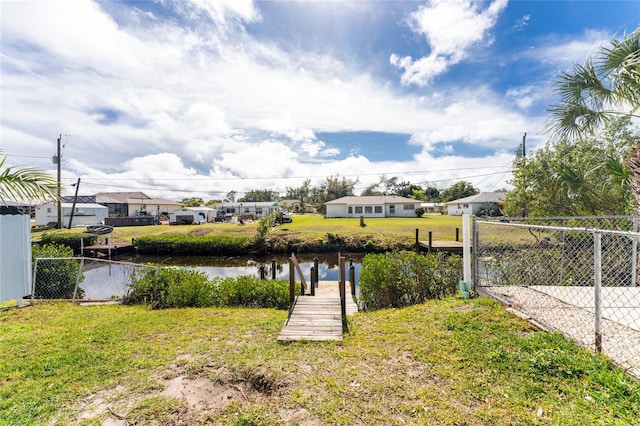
[124,252,364,283]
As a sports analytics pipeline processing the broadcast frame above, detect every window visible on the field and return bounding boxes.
[47,207,51,213]
[355,206,363,214]
[226,208,234,214]
[403,204,414,210]
[348,206,353,214]
[374,206,382,214]
[365,206,373,214]
[389,205,395,214]
[256,208,262,215]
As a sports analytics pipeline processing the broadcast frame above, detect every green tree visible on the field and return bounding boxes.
[506,117,636,216]
[547,29,639,212]
[439,181,479,202]
[0,155,57,203]
[239,189,279,202]
[181,197,204,207]
[225,190,237,202]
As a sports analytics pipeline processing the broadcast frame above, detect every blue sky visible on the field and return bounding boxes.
[1,0,638,201]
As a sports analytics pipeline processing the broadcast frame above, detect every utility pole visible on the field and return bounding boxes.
[56,134,62,229]
[522,132,527,158]
[67,178,81,229]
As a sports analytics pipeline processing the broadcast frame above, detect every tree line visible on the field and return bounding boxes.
[179,176,481,212]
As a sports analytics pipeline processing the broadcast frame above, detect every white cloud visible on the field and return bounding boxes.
[1,0,549,199]
[391,0,508,87]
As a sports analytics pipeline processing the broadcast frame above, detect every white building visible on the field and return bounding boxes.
[216,202,280,219]
[325,196,419,218]
[35,203,109,227]
[446,192,506,216]
[170,207,219,224]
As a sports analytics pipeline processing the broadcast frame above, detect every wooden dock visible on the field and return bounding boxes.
[82,243,134,257]
[278,281,358,342]
[418,240,469,254]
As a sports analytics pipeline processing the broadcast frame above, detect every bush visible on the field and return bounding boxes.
[31,244,84,299]
[125,267,217,309]
[133,235,251,255]
[415,207,425,217]
[359,251,461,310]
[125,266,291,310]
[40,233,98,254]
[216,276,290,309]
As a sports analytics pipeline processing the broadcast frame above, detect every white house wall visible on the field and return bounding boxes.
[326,202,417,218]
[35,204,108,226]
[326,204,347,218]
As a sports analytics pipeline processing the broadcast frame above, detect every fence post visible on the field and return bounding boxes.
[259,265,266,280]
[349,262,356,298]
[415,228,419,251]
[461,214,472,297]
[594,232,603,354]
[31,258,38,304]
[472,215,478,288]
[339,255,347,332]
[289,260,295,305]
[313,257,319,288]
[310,266,316,296]
[633,216,638,287]
[271,258,277,280]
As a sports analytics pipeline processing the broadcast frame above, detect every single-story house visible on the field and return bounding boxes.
[95,192,182,217]
[35,202,109,227]
[279,199,316,213]
[446,192,506,216]
[215,202,280,219]
[325,196,420,218]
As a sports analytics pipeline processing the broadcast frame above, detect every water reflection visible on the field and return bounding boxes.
[124,253,363,283]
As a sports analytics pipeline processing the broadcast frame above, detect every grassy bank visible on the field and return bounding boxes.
[32,214,464,254]
[1,298,638,425]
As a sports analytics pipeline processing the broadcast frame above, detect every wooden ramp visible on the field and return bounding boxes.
[278,281,358,342]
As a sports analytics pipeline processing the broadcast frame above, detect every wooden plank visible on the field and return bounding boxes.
[289,253,308,293]
[278,283,359,342]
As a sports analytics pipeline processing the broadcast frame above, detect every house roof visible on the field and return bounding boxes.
[325,195,417,205]
[446,192,507,205]
[95,192,150,203]
[126,198,182,206]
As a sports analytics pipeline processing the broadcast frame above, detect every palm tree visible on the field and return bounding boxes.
[0,155,58,204]
[547,29,640,210]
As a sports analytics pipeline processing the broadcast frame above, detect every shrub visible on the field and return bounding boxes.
[217,276,290,309]
[125,267,291,310]
[415,207,425,217]
[359,251,461,310]
[133,235,251,255]
[40,233,98,254]
[31,244,83,299]
[125,267,217,309]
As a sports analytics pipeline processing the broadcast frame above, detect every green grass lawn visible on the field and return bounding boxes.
[33,214,464,246]
[1,298,638,425]
[275,214,462,240]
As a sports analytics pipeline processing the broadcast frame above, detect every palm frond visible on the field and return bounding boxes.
[548,29,640,141]
[0,156,58,203]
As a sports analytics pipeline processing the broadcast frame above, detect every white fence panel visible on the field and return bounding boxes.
[0,214,31,304]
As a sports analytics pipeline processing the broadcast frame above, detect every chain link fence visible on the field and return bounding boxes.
[474,215,640,378]
[32,257,149,302]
